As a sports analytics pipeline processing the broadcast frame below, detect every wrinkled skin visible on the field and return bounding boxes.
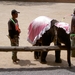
[34,19,71,67]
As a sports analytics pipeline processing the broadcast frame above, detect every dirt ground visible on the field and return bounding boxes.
[0,1,75,68]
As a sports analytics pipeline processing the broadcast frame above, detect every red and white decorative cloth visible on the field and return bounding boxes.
[55,22,71,34]
[27,16,52,45]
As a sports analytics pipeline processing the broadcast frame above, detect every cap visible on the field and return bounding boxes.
[11,9,20,15]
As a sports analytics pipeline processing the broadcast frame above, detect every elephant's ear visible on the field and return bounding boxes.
[51,19,58,27]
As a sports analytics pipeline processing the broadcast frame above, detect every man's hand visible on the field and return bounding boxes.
[70,36,75,39]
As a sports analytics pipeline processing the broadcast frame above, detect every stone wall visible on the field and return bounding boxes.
[0,0,75,3]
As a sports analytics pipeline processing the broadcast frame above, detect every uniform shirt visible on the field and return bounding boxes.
[8,18,19,39]
[71,15,75,34]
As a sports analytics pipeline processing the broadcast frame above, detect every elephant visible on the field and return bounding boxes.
[27,16,71,67]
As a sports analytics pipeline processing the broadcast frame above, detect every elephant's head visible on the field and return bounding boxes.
[50,19,59,44]
[51,19,58,27]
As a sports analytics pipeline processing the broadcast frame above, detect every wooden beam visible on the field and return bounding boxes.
[0,46,75,52]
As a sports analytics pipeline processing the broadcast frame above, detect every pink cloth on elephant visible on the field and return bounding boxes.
[27,16,52,45]
[55,22,71,34]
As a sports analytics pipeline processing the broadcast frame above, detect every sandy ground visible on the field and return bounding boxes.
[0,1,75,68]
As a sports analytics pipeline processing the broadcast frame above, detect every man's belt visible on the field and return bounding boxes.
[70,34,75,37]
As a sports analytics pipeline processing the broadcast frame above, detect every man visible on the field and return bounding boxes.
[8,9,21,63]
[70,8,75,57]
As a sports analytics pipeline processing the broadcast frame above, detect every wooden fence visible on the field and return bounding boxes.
[0,46,75,52]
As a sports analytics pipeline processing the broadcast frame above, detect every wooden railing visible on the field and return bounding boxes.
[0,46,75,52]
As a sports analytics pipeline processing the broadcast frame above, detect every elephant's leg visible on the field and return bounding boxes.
[34,51,39,59]
[34,40,42,59]
[55,50,61,63]
[54,41,62,63]
[40,51,48,64]
[34,51,41,59]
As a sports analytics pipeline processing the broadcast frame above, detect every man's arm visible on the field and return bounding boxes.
[71,16,75,34]
[8,20,16,39]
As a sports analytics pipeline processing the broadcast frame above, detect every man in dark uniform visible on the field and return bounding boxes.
[8,9,21,64]
[70,8,75,57]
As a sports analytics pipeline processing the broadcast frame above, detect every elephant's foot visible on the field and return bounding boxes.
[55,59,62,63]
[34,54,39,60]
[40,58,47,64]
[40,51,47,64]
[34,51,40,60]
[40,60,47,64]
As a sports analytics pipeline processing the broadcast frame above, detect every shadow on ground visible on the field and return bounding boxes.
[18,60,36,66]
[17,54,74,67]
[46,54,72,67]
